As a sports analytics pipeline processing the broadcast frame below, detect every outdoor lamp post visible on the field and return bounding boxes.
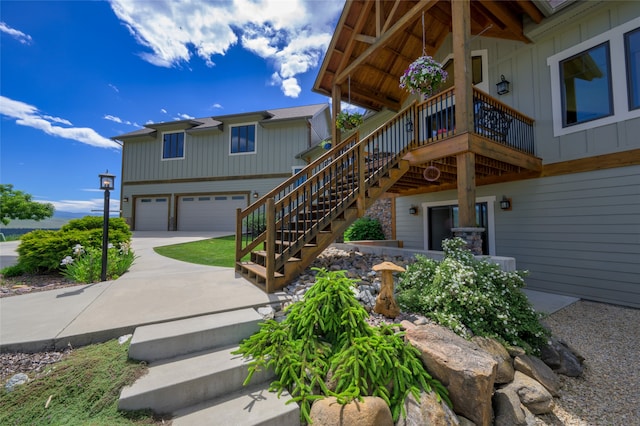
[99,171,115,282]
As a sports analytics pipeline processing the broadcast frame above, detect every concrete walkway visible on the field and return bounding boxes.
[0,232,284,352]
[0,233,578,353]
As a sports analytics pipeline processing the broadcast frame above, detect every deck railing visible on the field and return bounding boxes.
[413,86,535,154]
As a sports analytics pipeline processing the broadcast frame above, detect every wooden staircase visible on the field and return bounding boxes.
[235,106,416,293]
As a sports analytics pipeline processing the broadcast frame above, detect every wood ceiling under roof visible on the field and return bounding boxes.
[313,0,545,112]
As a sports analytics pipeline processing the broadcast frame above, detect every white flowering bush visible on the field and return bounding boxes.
[61,242,136,283]
[396,238,549,354]
[399,55,448,97]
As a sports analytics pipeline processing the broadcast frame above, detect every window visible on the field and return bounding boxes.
[421,196,497,255]
[560,42,613,126]
[162,132,185,159]
[438,50,488,93]
[427,203,489,254]
[625,27,640,110]
[230,124,256,154]
[547,17,640,136]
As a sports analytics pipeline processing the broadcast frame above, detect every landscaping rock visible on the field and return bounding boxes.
[471,336,515,384]
[504,371,554,414]
[493,387,535,426]
[309,396,393,426]
[406,323,497,426]
[256,305,275,320]
[514,355,560,397]
[5,373,29,392]
[396,391,460,426]
[540,336,584,377]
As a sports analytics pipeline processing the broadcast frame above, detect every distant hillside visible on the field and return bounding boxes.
[0,212,101,232]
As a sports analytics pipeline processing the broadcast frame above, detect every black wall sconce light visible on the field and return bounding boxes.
[405,119,414,133]
[500,196,512,211]
[496,75,510,95]
[122,197,129,203]
[409,205,418,215]
[253,191,259,199]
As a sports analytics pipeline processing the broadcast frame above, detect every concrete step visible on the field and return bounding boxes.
[128,308,262,362]
[172,382,299,426]
[118,345,275,414]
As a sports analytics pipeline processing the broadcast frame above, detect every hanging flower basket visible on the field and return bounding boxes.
[399,55,448,97]
[336,111,363,131]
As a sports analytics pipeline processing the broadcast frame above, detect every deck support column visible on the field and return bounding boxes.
[332,85,342,145]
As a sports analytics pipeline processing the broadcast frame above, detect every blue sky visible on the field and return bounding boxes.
[1,0,345,214]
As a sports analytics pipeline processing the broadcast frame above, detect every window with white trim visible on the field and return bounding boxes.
[547,17,640,136]
[230,124,256,154]
[625,27,640,110]
[162,132,185,159]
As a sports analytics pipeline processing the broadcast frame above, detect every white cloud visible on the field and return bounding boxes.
[0,96,120,150]
[104,114,138,126]
[160,108,167,114]
[211,103,223,109]
[109,83,120,93]
[108,0,344,97]
[174,113,195,120]
[0,21,33,44]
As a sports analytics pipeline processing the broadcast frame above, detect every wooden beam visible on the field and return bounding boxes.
[403,134,471,165]
[382,0,402,33]
[336,0,437,85]
[469,135,542,171]
[332,85,341,146]
[337,0,375,79]
[456,151,476,228]
[541,148,640,177]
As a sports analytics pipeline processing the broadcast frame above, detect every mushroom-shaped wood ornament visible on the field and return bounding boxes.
[372,261,405,318]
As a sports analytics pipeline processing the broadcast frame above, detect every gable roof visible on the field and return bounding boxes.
[313,0,549,112]
[113,103,329,141]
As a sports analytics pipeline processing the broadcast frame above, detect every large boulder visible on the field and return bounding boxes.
[471,336,515,384]
[406,324,497,426]
[493,387,536,426]
[396,391,460,426]
[503,371,554,415]
[539,336,584,377]
[514,355,560,396]
[309,396,393,426]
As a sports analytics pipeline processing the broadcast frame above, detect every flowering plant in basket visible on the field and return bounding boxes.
[399,55,448,97]
[335,111,363,131]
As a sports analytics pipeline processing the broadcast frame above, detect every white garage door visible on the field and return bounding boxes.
[178,195,247,232]
[135,197,169,231]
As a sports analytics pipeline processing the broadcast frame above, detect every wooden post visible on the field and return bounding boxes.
[457,151,476,227]
[332,85,342,146]
[452,0,476,228]
[235,207,242,263]
[452,0,474,134]
[265,197,276,293]
[357,141,366,217]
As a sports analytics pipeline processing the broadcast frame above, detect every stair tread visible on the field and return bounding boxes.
[119,345,274,413]
[128,309,262,362]
[238,262,284,278]
[253,251,300,262]
[172,382,299,426]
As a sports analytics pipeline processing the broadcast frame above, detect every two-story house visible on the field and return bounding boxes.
[236,0,639,309]
[113,104,331,232]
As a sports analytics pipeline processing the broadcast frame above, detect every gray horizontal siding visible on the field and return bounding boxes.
[395,166,640,308]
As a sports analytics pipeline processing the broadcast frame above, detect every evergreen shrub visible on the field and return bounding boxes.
[343,216,385,241]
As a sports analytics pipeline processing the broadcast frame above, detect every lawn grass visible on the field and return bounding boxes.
[0,339,160,425]
[153,234,245,268]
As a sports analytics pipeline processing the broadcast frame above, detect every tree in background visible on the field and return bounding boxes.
[0,184,55,225]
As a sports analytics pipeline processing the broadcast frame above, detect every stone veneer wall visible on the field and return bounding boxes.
[365,197,393,240]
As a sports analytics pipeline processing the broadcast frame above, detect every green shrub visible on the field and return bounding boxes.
[243,213,266,237]
[61,242,136,283]
[344,216,385,241]
[15,217,132,274]
[234,268,449,423]
[396,238,550,354]
[1,263,25,277]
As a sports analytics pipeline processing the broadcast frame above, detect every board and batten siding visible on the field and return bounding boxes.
[123,122,308,182]
[427,1,640,165]
[395,165,640,309]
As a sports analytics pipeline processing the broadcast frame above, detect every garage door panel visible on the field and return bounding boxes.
[178,195,246,232]
[135,197,169,231]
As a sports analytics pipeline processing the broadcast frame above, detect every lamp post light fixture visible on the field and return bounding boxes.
[99,171,115,282]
